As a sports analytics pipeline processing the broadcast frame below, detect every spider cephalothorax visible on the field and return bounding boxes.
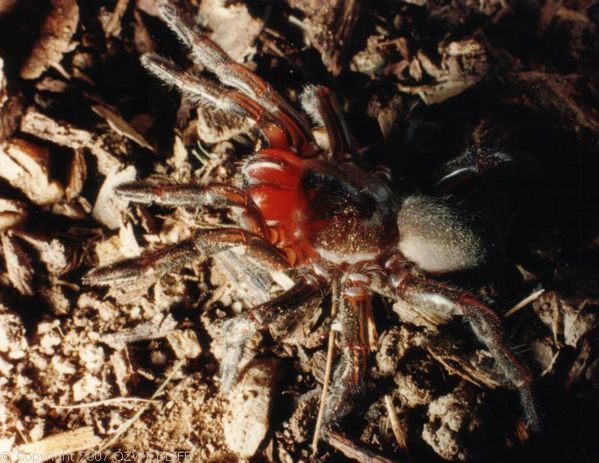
[84,2,539,454]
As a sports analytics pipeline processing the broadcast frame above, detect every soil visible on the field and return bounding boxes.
[0,1,598,462]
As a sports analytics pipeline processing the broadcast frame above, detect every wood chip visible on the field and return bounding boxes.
[325,429,395,463]
[167,329,202,360]
[223,359,279,458]
[66,149,87,201]
[20,0,79,79]
[103,0,129,38]
[507,71,599,135]
[0,139,64,205]
[20,108,124,176]
[91,165,136,230]
[0,56,22,141]
[111,350,131,397]
[0,199,26,231]
[288,0,360,76]
[101,315,178,350]
[199,0,263,62]
[0,232,33,296]
[0,56,6,105]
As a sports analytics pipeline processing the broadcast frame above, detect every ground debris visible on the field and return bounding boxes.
[0,1,597,462]
[504,71,599,136]
[0,199,26,231]
[533,291,599,348]
[91,166,137,230]
[199,0,264,62]
[14,426,101,462]
[397,38,489,104]
[20,0,79,80]
[422,383,486,461]
[223,359,280,458]
[0,232,33,296]
[288,0,360,75]
[20,108,126,176]
[0,139,64,206]
[0,57,22,142]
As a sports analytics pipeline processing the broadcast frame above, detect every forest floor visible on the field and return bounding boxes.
[0,0,599,462]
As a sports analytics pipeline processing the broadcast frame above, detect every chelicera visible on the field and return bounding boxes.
[84,2,539,449]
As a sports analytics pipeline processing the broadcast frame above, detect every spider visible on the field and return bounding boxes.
[84,1,539,450]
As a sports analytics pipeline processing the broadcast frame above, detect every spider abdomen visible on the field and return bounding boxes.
[397,195,496,273]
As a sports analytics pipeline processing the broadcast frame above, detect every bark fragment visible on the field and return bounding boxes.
[20,0,79,80]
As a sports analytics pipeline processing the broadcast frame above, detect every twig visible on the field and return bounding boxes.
[312,279,338,455]
[326,429,395,463]
[98,360,185,451]
[384,395,411,460]
[505,288,545,317]
[51,397,161,410]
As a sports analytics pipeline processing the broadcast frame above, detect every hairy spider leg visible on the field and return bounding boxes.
[390,270,541,433]
[220,270,329,391]
[83,228,288,286]
[114,181,269,238]
[154,3,315,154]
[141,54,297,151]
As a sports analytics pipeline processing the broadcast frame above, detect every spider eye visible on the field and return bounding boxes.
[300,168,322,190]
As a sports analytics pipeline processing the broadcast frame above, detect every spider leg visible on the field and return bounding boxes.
[301,85,355,161]
[391,271,541,433]
[322,274,371,430]
[141,54,293,150]
[114,181,268,238]
[220,269,329,391]
[152,3,315,154]
[83,228,288,286]
[141,54,246,117]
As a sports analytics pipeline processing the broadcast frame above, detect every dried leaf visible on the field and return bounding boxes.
[92,105,154,152]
